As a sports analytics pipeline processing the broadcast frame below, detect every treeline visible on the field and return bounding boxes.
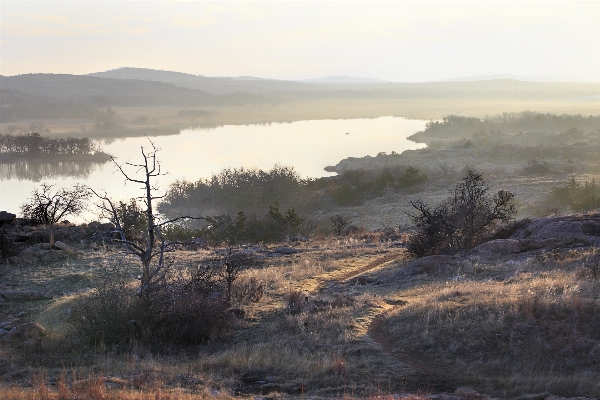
[158,164,429,220]
[0,90,97,123]
[410,112,600,142]
[327,166,427,206]
[159,165,308,217]
[0,131,108,159]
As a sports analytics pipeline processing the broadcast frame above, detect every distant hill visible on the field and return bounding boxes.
[2,71,599,122]
[0,73,280,121]
[445,74,565,83]
[298,76,390,84]
[87,67,319,95]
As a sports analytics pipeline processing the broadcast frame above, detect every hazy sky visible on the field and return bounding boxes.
[1,1,600,82]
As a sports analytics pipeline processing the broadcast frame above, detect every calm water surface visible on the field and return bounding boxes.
[0,117,426,219]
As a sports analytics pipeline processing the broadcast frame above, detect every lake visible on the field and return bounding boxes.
[0,117,426,220]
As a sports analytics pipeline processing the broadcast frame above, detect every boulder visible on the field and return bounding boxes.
[0,211,16,225]
[473,239,521,254]
[40,243,53,250]
[41,250,66,263]
[272,247,301,255]
[53,241,74,254]
[8,256,22,265]
[20,253,38,263]
[0,289,53,301]
[530,221,585,242]
[519,238,559,251]
[20,244,41,255]
[2,322,46,348]
[34,249,52,258]
[393,255,455,279]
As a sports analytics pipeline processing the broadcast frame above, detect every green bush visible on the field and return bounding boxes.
[203,203,304,245]
[551,177,600,212]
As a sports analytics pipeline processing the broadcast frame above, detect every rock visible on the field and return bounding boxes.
[530,221,588,243]
[40,243,53,250]
[454,387,491,398]
[272,247,300,255]
[53,241,74,254]
[41,250,66,263]
[545,397,598,400]
[20,244,41,255]
[0,289,53,301]
[582,221,600,237]
[393,255,455,279]
[474,239,521,254]
[20,253,38,263]
[8,256,23,265]
[34,249,51,258]
[2,322,46,348]
[519,238,559,251]
[0,211,16,225]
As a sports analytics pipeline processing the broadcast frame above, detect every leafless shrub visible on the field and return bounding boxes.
[232,276,265,305]
[287,288,306,313]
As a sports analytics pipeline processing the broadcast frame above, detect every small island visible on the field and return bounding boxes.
[0,132,111,163]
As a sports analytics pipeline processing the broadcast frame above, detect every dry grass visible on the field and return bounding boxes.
[379,250,600,398]
[3,235,600,398]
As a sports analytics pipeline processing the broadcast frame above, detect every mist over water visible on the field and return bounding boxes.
[0,117,426,220]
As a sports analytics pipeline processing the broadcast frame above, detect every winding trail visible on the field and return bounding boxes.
[321,251,456,392]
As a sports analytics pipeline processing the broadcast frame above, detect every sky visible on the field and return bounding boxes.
[1,1,600,82]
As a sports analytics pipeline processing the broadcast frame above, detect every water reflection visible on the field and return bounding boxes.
[0,160,107,181]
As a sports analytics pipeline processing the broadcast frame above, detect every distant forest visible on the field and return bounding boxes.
[0,131,109,160]
[409,112,600,143]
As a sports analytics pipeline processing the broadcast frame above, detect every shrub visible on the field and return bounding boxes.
[331,214,351,236]
[397,166,428,188]
[407,170,516,256]
[70,263,234,347]
[523,159,551,174]
[550,177,600,212]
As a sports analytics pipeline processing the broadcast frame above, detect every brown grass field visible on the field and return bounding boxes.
[2,228,600,399]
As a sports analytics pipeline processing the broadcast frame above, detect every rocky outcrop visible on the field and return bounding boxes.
[0,211,16,225]
[0,289,53,302]
[393,255,456,279]
[473,239,521,255]
[1,322,46,348]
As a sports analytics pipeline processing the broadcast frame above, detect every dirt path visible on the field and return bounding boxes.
[367,307,456,392]
[320,251,457,392]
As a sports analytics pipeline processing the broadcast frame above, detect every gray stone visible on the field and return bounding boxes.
[20,244,41,255]
[41,250,66,263]
[272,247,300,255]
[0,289,53,301]
[2,322,46,348]
[53,241,74,254]
[474,239,521,254]
[8,256,22,265]
[531,220,585,242]
[393,255,456,279]
[33,250,51,258]
[40,243,53,250]
[20,253,38,263]
[519,238,559,251]
[0,211,16,225]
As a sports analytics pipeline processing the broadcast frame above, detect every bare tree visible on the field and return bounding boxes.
[21,183,90,244]
[92,140,202,298]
